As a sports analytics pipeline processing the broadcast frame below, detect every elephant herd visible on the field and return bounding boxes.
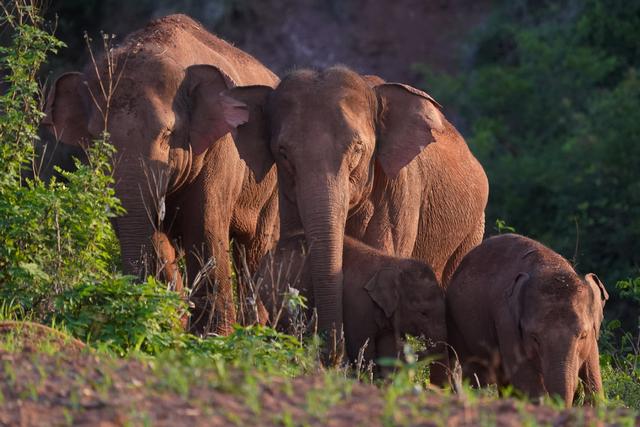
[42,14,607,407]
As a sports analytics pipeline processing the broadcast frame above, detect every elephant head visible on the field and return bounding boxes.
[220,67,444,338]
[507,271,608,406]
[365,261,449,385]
[42,53,244,276]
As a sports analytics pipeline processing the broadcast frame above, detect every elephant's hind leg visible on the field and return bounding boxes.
[441,215,485,287]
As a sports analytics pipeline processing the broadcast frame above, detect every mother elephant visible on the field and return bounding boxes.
[43,15,279,334]
[221,67,488,340]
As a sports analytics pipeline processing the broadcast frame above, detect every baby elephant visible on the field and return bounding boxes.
[446,234,608,406]
[257,234,448,385]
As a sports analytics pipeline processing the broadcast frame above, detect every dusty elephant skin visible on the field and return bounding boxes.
[222,67,488,343]
[258,234,449,385]
[42,14,280,335]
[446,234,608,407]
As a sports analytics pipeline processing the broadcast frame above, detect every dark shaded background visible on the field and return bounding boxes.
[42,0,491,85]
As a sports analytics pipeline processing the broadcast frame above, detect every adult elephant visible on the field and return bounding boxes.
[43,15,279,335]
[221,67,488,341]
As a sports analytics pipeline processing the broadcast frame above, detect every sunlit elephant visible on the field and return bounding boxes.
[446,234,608,407]
[220,67,488,342]
[257,234,449,384]
[43,14,280,334]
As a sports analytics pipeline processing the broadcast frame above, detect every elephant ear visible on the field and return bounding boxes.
[506,272,530,330]
[220,85,275,183]
[585,273,608,305]
[185,64,244,157]
[375,83,444,178]
[365,268,400,319]
[585,273,608,336]
[42,72,91,147]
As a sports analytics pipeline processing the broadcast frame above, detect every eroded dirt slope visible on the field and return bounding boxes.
[0,321,634,426]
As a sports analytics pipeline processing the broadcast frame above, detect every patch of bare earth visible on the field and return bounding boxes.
[0,322,634,426]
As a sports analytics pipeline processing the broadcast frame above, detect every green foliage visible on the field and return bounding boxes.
[0,4,121,315]
[0,3,183,357]
[174,325,315,379]
[416,0,640,289]
[54,276,187,355]
[600,277,640,407]
[0,4,64,174]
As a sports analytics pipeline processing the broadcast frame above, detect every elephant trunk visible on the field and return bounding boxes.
[542,344,579,407]
[297,175,347,353]
[113,159,157,277]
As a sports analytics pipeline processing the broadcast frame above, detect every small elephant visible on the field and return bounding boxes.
[446,234,608,406]
[257,235,449,385]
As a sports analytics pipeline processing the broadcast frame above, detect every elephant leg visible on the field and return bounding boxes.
[580,345,604,405]
[462,358,493,388]
[231,188,279,326]
[376,332,400,378]
[441,215,485,287]
[179,179,237,336]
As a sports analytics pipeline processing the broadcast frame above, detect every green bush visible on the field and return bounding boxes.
[0,3,184,356]
[416,0,640,322]
[53,276,187,355]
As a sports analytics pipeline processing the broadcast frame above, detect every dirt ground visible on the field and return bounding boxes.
[0,322,634,426]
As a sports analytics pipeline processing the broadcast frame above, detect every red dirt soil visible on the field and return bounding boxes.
[0,321,633,426]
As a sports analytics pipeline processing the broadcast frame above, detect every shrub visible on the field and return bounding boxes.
[0,2,184,356]
[415,0,640,327]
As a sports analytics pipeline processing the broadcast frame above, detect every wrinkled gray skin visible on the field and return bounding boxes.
[446,234,608,407]
[42,15,280,334]
[257,234,449,385]
[222,67,488,344]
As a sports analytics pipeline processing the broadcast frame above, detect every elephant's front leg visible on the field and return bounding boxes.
[579,343,604,405]
[230,173,280,326]
[180,176,239,336]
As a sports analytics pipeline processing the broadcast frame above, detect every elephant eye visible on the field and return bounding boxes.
[579,331,588,340]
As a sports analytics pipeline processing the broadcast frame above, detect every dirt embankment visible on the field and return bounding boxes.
[0,321,633,426]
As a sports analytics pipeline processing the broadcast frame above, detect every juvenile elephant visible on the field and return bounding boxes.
[257,235,449,385]
[446,234,608,407]
[221,66,488,343]
[43,15,280,334]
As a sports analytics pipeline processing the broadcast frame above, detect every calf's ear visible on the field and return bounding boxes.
[365,268,400,318]
[585,273,608,305]
[506,272,530,328]
[585,273,608,336]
